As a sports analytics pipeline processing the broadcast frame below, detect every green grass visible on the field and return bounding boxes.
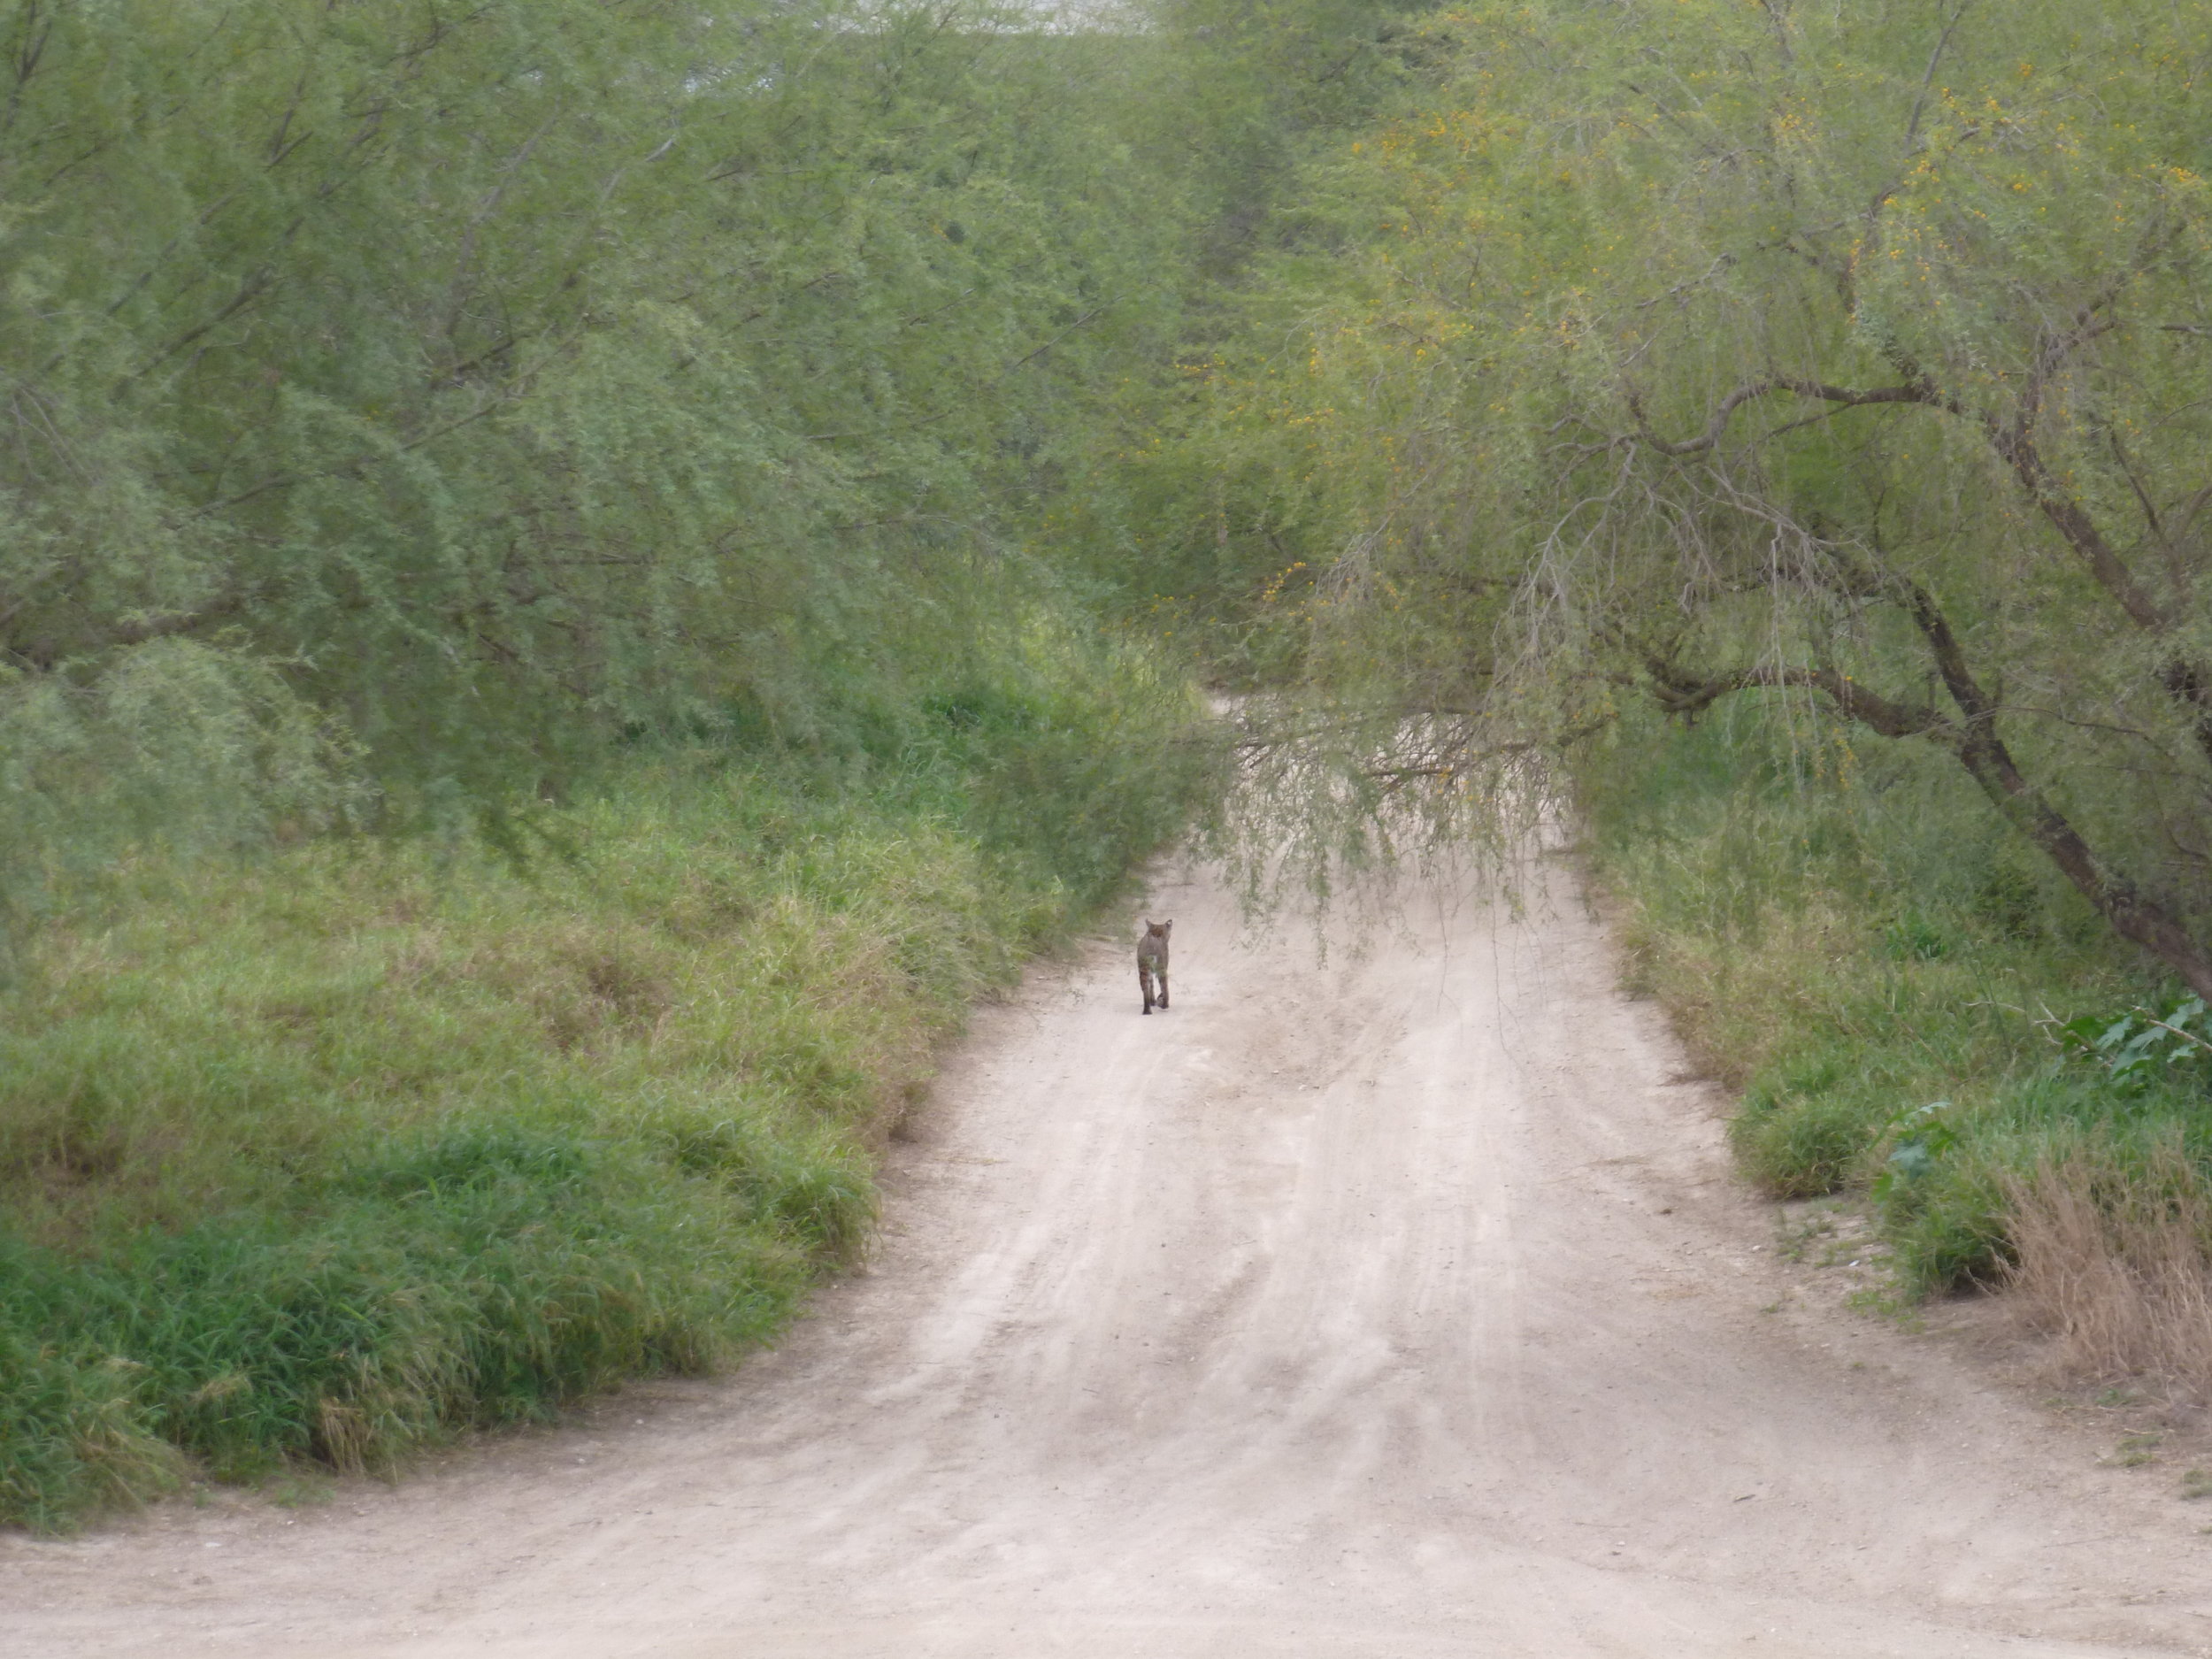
[0,650,1219,1532]
[1579,708,2212,1296]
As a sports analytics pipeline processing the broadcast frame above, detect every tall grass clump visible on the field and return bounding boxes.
[1580,707,2212,1344]
[0,634,1217,1533]
[2002,1141,2212,1394]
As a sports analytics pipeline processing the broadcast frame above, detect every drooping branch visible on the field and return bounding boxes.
[1627,330,2212,770]
[1640,658,1948,739]
[1632,584,2212,1002]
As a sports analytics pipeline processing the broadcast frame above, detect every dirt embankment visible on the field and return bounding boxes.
[5,857,2209,1658]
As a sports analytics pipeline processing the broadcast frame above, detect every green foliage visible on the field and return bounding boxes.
[0,0,1224,921]
[0,0,1306,1532]
[1732,1063,1884,1202]
[0,1330,188,1535]
[0,627,1212,1530]
[1145,0,2212,995]
[4,1152,815,1486]
[1586,707,2212,1294]
[2058,997,2212,1095]
[1872,1102,1960,1198]
[1122,0,2212,1326]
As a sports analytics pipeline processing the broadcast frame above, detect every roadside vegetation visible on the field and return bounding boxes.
[1,634,1209,1532]
[0,0,1269,1532]
[1580,708,2212,1399]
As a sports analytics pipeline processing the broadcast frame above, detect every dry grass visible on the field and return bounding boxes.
[2003,1142,2212,1399]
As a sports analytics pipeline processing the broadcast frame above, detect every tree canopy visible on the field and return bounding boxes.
[1154,0,2212,987]
[0,0,1279,911]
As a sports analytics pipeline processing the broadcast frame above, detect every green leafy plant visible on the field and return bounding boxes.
[2056,998,2212,1096]
[1871,1102,1959,1205]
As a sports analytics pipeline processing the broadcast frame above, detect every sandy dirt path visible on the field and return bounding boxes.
[6,856,2211,1658]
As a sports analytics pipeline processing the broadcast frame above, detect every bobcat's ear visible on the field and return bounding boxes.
[1162,919,1171,933]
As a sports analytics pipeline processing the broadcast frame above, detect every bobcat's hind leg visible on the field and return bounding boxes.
[1140,964,1156,1014]
[1156,968,1168,1010]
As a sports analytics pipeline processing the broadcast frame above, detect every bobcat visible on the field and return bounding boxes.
[1137,918,1171,1015]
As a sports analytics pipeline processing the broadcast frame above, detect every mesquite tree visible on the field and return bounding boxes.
[0,0,1214,907]
[1175,0,2212,988]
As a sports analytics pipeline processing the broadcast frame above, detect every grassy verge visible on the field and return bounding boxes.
[1578,710,2212,1346]
[0,643,1217,1533]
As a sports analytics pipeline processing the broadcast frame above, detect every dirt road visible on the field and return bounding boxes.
[6,856,2210,1657]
